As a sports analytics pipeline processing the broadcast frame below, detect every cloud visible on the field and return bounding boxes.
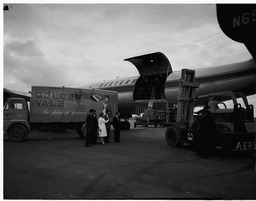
[4,39,80,89]
[3,39,137,91]
[5,40,44,58]
[4,4,46,40]
[3,3,254,95]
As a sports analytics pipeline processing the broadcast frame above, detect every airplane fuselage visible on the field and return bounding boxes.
[86,58,256,116]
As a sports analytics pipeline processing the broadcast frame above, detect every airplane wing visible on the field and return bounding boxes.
[217,4,256,59]
[4,88,31,102]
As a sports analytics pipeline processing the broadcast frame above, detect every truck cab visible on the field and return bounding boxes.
[4,98,30,141]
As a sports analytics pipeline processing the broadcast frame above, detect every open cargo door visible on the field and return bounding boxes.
[124,52,172,101]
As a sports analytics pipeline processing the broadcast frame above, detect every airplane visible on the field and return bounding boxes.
[4,4,256,120]
[83,4,256,118]
[85,53,256,118]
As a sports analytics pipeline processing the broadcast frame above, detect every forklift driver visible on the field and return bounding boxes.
[197,109,217,158]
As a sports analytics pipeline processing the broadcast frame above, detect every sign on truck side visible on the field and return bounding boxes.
[4,86,118,141]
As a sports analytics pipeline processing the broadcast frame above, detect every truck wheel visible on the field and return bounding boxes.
[125,121,130,130]
[165,126,182,147]
[8,124,28,142]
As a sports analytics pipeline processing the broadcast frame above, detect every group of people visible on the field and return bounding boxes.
[84,109,121,147]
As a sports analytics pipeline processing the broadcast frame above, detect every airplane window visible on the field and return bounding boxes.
[125,80,130,84]
[131,79,137,84]
[99,83,104,87]
[119,81,124,85]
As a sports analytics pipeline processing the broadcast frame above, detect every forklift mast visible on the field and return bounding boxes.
[176,69,199,127]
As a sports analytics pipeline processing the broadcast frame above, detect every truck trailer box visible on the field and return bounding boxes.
[30,86,118,123]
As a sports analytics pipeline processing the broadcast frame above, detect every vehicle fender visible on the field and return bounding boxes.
[7,121,31,134]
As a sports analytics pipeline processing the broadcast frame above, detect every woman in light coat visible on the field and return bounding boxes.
[98,112,109,144]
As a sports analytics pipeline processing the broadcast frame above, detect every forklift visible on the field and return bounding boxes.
[165,69,256,151]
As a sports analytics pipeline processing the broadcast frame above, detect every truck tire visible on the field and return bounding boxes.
[8,124,28,142]
[165,125,182,147]
[125,121,130,130]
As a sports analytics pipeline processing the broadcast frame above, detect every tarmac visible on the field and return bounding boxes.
[4,126,256,199]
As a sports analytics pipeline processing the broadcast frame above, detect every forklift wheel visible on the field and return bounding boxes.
[165,126,182,147]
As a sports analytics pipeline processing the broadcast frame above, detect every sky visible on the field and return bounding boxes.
[3,3,256,110]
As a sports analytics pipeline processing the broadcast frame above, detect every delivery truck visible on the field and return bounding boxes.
[4,86,118,141]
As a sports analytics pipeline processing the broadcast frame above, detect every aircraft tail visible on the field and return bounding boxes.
[216,4,256,59]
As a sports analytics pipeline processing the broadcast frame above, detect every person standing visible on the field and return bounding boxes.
[98,112,109,145]
[103,111,111,143]
[113,112,121,143]
[197,110,217,158]
[102,95,112,116]
[91,109,98,145]
[85,109,95,147]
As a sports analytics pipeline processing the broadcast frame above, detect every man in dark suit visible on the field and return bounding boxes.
[197,110,217,158]
[113,112,121,143]
[85,109,98,147]
[85,109,94,147]
[91,110,98,145]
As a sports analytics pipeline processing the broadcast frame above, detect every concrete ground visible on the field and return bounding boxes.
[4,127,256,199]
